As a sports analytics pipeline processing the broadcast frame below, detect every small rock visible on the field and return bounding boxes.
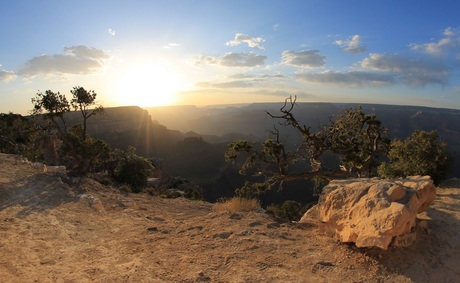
[214,232,232,239]
[229,213,242,220]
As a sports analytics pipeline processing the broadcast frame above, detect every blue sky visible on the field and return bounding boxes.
[1,0,460,114]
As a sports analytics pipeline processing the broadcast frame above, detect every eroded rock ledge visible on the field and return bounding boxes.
[300,176,436,250]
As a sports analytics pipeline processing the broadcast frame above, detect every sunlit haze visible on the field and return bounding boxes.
[2,0,460,114]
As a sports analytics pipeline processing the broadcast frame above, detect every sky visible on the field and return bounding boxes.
[2,0,460,115]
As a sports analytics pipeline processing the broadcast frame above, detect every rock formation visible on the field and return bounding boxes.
[299,176,436,249]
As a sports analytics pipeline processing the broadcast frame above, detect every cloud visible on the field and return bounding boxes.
[249,89,315,100]
[272,23,280,31]
[197,52,267,67]
[108,28,116,36]
[163,43,181,49]
[197,80,254,88]
[361,53,449,86]
[296,70,394,87]
[260,73,287,78]
[335,35,367,54]
[228,73,287,79]
[228,73,256,79]
[226,33,265,50]
[282,50,326,68]
[18,45,110,77]
[0,69,16,82]
[410,27,460,56]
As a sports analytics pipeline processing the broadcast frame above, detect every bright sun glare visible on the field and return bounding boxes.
[115,63,182,107]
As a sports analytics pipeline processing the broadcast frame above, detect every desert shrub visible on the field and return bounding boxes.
[0,113,43,161]
[266,200,302,221]
[213,197,261,212]
[162,189,184,199]
[112,147,155,193]
[184,185,204,200]
[61,125,112,175]
[378,130,453,185]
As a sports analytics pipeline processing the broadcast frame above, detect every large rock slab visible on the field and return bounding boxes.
[300,176,436,249]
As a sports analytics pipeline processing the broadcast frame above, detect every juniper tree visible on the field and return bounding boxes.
[225,96,389,197]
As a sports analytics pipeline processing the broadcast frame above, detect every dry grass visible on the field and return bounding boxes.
[213,197,261,212]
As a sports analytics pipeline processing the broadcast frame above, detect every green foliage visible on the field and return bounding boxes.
[112,147,155,192]
[378,130,453,185]
[266,200,303,221]
[61,125,112,175]
[328,106,389,177]
[31,90,71,135]
[0,113,43,161]
[226,97,389,197]
[30,86,105,175]
[160,176,204,200]
[70,86,103,140]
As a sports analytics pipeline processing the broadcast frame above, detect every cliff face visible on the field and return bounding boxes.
[64,106,183,157]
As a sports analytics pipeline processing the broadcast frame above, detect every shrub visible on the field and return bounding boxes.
[112,147,155,192]
[213,197,261,212]
[266,200,302,221]
[0,113,43,161]
[378,130,453,185]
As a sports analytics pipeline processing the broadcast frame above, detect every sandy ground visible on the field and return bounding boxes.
[0,153,459,282]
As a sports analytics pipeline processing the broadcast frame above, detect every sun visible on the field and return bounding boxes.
[114,62,182,107]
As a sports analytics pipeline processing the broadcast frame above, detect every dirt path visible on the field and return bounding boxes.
[0,153,459,282]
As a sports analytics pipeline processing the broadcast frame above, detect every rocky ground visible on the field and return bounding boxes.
[0,153,459,282]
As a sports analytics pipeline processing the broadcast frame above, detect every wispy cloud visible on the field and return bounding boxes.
[0,69,16,82]
[18,45,110,77]
[228,73,287,79]
[163,43,181,49]
[296,70,394,87]
[108,28,116,36]
[282,50,326,68]
[197,80,254,88]
[361,53,449,86]
[272,23,280,31]
[226,33,265,50]
[410,27,460,57]
[197,52,267,67]
[335,35,367,54]
[197,72,287,90]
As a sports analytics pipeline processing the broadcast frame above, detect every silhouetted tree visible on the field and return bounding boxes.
[31,90,71,136]
[226,96,389,196]
[31,87,106,174]
[70,86,103,140]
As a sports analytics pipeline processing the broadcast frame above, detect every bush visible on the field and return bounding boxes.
[61,125,112,175]
[266,200,302,221]
[213,197,261,212]
[378,130,453,185]
[112,147,155,192]
[0,113,43,161]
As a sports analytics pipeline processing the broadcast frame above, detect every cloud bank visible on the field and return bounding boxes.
[361,53,449,86]
[282,50,326,68]
[0,70,16,82]
[19,45,110,77]
[410,27,460,57]
[297,70,394,87]
[198,52,267,67]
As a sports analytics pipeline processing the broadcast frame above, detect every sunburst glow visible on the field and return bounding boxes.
[114,63,182,107]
